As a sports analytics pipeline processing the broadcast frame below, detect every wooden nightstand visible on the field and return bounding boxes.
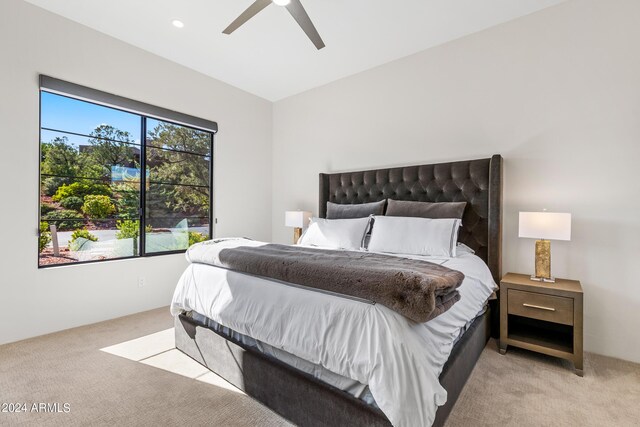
[499,272,584,376]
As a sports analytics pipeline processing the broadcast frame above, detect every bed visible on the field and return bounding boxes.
[173,154,502,426]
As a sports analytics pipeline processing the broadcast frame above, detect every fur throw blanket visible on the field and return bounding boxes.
[217,243,464,323]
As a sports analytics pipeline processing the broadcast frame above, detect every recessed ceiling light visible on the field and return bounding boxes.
[172,19,184,28]
[272,0,290,6]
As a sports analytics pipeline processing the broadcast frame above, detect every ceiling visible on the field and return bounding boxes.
[24,0,566,101]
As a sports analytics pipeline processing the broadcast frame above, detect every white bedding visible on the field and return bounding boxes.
[171,239,496,427]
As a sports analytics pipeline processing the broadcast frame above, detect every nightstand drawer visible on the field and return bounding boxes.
[508,289,573,325]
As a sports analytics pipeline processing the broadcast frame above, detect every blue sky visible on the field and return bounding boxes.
[40,91,141,147]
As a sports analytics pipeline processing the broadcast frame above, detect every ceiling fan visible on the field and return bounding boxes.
[223,0,325,50]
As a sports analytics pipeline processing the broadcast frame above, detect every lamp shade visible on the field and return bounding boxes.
[285,211,312,228]
[519,212,571,241]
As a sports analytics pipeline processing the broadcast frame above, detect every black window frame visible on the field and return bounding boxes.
[38,75,217,268]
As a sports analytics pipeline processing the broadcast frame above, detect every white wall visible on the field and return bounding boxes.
[273,0,640,362]
[2,0,639,364]
[0,0,272,345]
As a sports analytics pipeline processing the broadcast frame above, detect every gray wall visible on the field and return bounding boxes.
[0,0,272,344]
[273,0,640,362]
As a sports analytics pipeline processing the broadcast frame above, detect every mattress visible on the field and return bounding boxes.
[171,248,496,427]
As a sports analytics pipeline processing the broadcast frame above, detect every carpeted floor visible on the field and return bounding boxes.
[0,308,638,427]
[0,308,291,427]
[445,340,640,427]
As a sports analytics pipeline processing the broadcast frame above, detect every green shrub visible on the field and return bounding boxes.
[116,220,151,256]
[116,220,138,240]
[40,203,56,216]
[39,222,51,253]
[112,182,140,219]
[59,196,84,211]
[69,229,98,251]
[41,176,70,197]
[188,232,208,246]
[43,209,84,231]
[116,220,152,240]
[82,195,115,219]
[52,182,112,202]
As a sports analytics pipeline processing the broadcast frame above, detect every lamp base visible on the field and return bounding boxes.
[293,227,302,244]
[530,275,556,283]
[534,239,552,281]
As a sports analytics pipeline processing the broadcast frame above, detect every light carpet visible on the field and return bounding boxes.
[1,307,638,426]
[0,307,291,426]
[445,340,640,426]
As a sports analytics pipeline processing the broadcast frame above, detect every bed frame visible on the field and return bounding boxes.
[175,154,503,426]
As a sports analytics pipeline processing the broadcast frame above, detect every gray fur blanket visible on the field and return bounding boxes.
[218,244,464,323]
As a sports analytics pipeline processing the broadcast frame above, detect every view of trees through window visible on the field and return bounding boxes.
[39,91,212,267]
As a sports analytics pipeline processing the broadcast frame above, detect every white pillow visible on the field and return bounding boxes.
[367,216,461,257]
[456,242,475,255]
[298,217,370,250]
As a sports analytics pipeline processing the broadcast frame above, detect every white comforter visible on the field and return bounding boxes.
[171,239,496,427]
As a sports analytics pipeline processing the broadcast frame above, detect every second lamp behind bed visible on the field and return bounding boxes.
[285,210,312,244]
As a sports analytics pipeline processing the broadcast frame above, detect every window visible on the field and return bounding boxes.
[38,76,217,267]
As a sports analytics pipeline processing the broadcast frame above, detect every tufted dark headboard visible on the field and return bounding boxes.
[319,155,502,282]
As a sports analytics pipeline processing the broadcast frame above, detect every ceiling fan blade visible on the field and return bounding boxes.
[223,0,272,35]
[285,0,325,50]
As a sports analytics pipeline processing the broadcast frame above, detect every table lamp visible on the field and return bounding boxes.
[285,211,312,244]
[518,212,571,283]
